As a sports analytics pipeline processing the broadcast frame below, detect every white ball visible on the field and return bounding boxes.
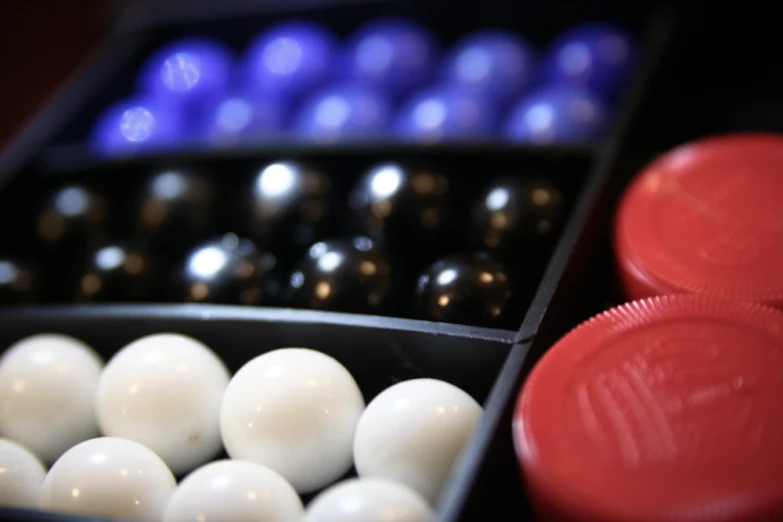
[41,436,176,521]
[353,378,482,503]
[0,438,46,508]
[304,477,434,522]
[0,334,103,462]
[164,459,303,522]
[220,348,365,493]
[96,333,230,474]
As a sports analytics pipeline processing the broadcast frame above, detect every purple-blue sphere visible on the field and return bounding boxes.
[544,23,636,99]
[89,97,184,157]
[394,86,498,143]
[292,83,392,143]
[138,38,234,105]
[192,91,287,147]
[503,85,607,144]
[242,21,337,103]
[442,30,537,105]
[342,18,438,100]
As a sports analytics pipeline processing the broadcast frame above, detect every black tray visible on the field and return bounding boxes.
[499,9,783,521]
[0,1,676,520]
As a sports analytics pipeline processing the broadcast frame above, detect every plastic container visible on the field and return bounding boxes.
[0,0,675,520]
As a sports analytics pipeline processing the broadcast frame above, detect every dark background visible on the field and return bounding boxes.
[0,1,110,148]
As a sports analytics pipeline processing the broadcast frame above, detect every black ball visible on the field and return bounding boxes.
[35,185,109,250]
[285,237,396,314]
[245,160,335,250]
[70,242,156,303]
[349,162,451,247]
[469,178,564,258]
[175,234,276,305]
[135,170,216,245]
[0,258,40,305]
[415,252,513,327]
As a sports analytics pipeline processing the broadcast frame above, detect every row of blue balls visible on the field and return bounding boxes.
[89,19,635,155]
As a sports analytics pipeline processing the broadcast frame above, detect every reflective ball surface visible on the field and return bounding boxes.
[0,258,39,305]
[442,30,537,105]
[176,234,275,305]
[349,162,451,247]
[242,21,337,103]
[191,90,287,148]
[89,97,184,158]
[246,161,335,249]
[72,243,155,302]
[544,23,636,100]
[343,17,438,100]
[40,437,176,521]
[286,237,395,314]
[469,178,564,257]
[394,86,498,142]
[292,83,392,143]
[138,38,234,106]
[503,85,607,144]
[415,252,513,327]
[135,170,216,245]
[36,185,109,250]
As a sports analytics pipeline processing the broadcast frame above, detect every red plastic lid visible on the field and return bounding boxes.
[514,295,783,522]
[614,134,783,308]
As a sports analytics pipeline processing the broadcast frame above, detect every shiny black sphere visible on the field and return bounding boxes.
[469,178,564,257]
[246,160,335,249]
[0,258,39,304]
[71,242,155,302]
[285,237,396,314]
[415,252,513,327]
[175,234,275,305]
[135,170,216,244]
[36,185,109,250]
[349,162,451,246]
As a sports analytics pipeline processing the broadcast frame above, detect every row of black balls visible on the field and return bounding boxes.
[30,160,565,260]
[1,161,565,327]
[1,233,518,328]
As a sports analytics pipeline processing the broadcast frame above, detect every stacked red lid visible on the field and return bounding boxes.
[514,294,783,522]
[614,133,783,308]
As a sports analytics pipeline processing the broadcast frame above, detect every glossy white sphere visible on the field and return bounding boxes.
[0,438,46,508]
[220,348,365,493]
[164,459,303,522]
[0,334,103,462]
[96,333,230,474]
[304,477,434,522]
[41,437,176,521]
[354,378,482,503]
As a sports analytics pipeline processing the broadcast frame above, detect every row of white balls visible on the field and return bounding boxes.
[1,436,433,521]
[0,333,483,517]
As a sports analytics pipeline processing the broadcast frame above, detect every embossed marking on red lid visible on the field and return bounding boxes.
[614,134,783,308]
[514,295,783,522]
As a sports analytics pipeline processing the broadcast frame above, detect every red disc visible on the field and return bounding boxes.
[614,134,783,308]
[514,295,783,522]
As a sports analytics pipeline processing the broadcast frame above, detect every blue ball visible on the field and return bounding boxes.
[242,21,337,103]
[503,85,607,144]
[394,86,498,142]
[544,23,636,100]
[138,38,234,106]
[442,30,537,104]
[191,91,288,147]
[89,97,184,157]
[342,18,438,100]
[292,83,392,143]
